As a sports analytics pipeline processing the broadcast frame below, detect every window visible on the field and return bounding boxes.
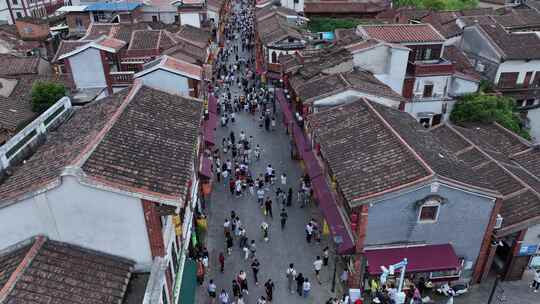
[294,0,299,3]
[75,16,83,27]
[12,0,18,5]
[532,72,540,88]
[430,259,464,279]
[523,71,533,88]
[419,202,439,222]
[423,84,434,98]
[424,48,432,61]
[174,15,180,24]
[498,72,519,88]
[152,15,158,23]
[16,12,22,18]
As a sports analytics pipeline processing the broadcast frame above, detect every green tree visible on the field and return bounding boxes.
[450,93,530,139]
[31,81,66,114]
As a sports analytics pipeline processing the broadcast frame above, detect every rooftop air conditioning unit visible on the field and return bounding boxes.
[494,214,503,229]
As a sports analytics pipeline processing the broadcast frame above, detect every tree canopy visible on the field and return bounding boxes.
[395,0,478,10]
[31,81,66,114]
[450,93,530,139]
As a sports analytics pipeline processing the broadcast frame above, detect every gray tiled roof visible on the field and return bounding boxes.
[0,236,134,304]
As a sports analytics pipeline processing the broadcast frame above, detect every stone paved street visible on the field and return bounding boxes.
[196,1,340,303]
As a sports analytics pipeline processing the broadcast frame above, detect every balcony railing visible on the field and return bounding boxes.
[110,71,134,85]
[407,59,454,76]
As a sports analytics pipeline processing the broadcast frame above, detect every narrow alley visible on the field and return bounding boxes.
[195,0,341,303]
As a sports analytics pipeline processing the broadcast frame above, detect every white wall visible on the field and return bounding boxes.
[181,12,200,28]
[280,0,304,12]
[313,89,401,110]
[495,60,540,86]
[449,76,479,97]
[208,10,219,25]
[142,11,177,24]
[69,47,107,89]
[412,75,450,100]
[352,45,390,75]
[138,69,191,96]
[527,108,540,142]
[0,175,153,266]
[404,99,444,119]
[353,46,409,95]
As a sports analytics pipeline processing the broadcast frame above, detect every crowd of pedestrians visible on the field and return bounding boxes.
[200,0,348,303]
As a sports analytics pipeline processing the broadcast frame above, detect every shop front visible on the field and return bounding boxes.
[363,244,463,291]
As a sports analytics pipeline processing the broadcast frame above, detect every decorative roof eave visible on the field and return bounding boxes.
[494,214,540,238]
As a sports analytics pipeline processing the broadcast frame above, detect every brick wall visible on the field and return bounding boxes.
[142,199,166,257]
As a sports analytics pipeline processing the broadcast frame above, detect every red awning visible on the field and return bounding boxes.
[208,95,218,114]
[312,176,355,254]
[276,89,293,125]
[303,149,322,179]
[204,112,218,146]
[364,244,461,275]
[199,156,213,179]
[292,124,309,152]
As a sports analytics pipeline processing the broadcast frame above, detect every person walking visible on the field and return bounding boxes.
[250,240,257,260]
[219,289,229,304]
[237,270,249,295]
[286,263,297,294]
[305,222,314,243]
[295,273,304,296]
[264,279,275,302]
[264,198,273,219]
[232,280,241,301]
[281,173,287,185]
[287,188,293,207]
[531,269,540,292]
[226,234,233,255]
[251,258,260,285]
[208,280,217,304]
[260,221,269,242]
[303,278,311,298]
[323,247,330,266]
[280,208,288,229]
[257,188,265,206]
[313,256,323,284]
[219,252,225,273]
[196,258,205,285]
[239,227,248,248]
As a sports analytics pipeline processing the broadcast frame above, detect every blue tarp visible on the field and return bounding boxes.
[85,2,141,11]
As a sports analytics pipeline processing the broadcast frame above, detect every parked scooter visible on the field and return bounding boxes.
[436,283,469,297]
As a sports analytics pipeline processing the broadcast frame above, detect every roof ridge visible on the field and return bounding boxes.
[0,236,46,302]
[446,123,535,198]
[72,83,142,168]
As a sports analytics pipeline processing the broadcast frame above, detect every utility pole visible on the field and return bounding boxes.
[487,276,500,304]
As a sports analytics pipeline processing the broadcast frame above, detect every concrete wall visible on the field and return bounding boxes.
[0,175,153,266]
[527,108,540,142]
[313,89,401,110]
[460,27,501,82]
[138,69,190,96]
[280,0,304,12]
[141,8,177,24]
[69,47,107,89]
[365,183,495,274]
[180,12,200,28]
[449,76,479,97]
[354,46,409,95]
[412,75,450,99]
[352,45,390,75]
